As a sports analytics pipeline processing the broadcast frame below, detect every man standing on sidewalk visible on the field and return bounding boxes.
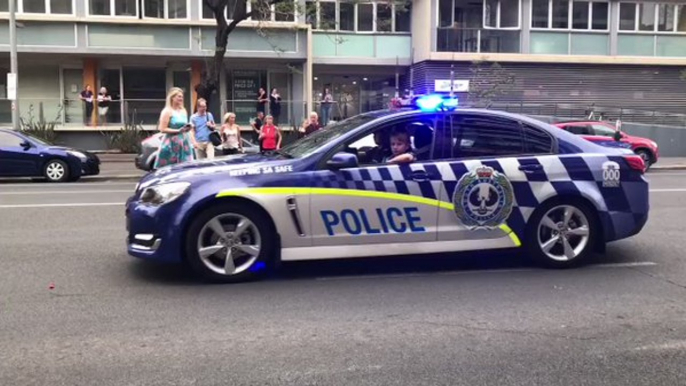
[190,98,216,159]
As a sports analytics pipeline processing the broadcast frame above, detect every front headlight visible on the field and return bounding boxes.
[139,182,190,206]
[67,150,87,162]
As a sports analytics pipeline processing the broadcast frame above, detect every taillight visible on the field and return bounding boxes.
[624,155,645,173]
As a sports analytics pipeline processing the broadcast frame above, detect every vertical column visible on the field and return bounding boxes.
[305,26,313,116]
[412,0,433,63]
[190,60,203,111]
[521,0,532,53]
[83,58,98,126]
[609,1,619,56]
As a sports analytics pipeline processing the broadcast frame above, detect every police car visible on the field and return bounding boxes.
[126,95,649,283]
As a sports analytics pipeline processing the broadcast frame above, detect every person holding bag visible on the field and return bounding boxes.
[154,87,194,168]
[189,98,216,160]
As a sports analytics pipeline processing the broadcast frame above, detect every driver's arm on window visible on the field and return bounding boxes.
[387,152,415,164]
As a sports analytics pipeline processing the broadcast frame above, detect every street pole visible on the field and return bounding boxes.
[9,0,19,130]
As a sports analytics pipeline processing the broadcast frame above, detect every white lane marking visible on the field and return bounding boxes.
[633,341,686,351]
[649,188,686,193]
[0,203,123,208]
[315,262,657,281]
[0,190,132,195]
[0,182,137,188]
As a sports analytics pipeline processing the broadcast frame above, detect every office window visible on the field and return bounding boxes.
[23,0,46,13]
[658,4,675,32]
[202,1,212,18]
[201,0,245,20]
[619,2,636,30]
[168,0,187,18]
[552,0,569,28]
[377,3,392,32]
[439,0,453,27]
[572,1,589,29]
[532,0,549,28]
[638,3,655,31]
[90,0,137,16]
[320,2,336,29]
[677,5,686,32]
[339,2,355,31]
[144,0,164,18]
[591,2,608,29]
[395,3,411,32]
[306,1,317,28]
[274,0,295,21]
[115,0,136,15]
[89,0,110,15]
[484,0,520,28]
[358,3,373,31]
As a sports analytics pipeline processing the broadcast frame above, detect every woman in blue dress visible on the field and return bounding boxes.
[154,87,194,168]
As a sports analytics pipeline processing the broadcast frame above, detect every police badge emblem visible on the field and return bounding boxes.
[453,166,515,229]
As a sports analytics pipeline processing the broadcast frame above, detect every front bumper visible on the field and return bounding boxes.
[125,196,185,263]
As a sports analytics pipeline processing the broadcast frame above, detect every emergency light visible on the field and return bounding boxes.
[414,94,459,112]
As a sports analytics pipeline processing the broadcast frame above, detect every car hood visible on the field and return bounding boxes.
[138,153,294,188]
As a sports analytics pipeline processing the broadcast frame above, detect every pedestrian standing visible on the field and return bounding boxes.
[299,111,321,138]
[270,88,282,125]
[189,98,216,160]
[259,115,281,153]
[79,85,94,126]
[257,87,268,115]
[97,87,112,126]
[221,113,243,156]
[321,87,333,126]
[251,111,265,151]
[154,87,194,168]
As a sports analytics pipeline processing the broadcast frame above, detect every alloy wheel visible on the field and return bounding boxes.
[196,213,262,276]
[537,205,591,262]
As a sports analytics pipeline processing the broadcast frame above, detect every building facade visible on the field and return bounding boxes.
[1,0,686,148]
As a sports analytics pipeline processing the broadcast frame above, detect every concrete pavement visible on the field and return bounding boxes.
[1,173,686,385]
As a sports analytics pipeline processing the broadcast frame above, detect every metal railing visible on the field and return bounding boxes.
[484,102,686,126]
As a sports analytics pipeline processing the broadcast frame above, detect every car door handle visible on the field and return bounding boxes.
[410,170,430,181]
[518,164,543,173]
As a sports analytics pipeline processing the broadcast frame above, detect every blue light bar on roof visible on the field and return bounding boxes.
[414,94,459,111]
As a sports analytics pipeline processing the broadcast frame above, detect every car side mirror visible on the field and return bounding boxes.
[326,152,358,170]
[20,140,32,150]
[613,131,622,141]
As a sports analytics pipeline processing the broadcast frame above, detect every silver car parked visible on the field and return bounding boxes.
[134,132,260,171]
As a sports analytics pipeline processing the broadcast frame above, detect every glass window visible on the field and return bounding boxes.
[395,3,411,32]
[552,0,569,28]
[377,4,393,32]
[320,2,336,30]
[677,5,686,32]
[638,3,655,31]
[305,1,317,28]
[274,0,294,21]
[358,3,373,31]
[226,0,240,19]
[523,124,553,153]
[202,2,212,18]
[658,4,675,32]
[619,3,636,30]
[484,0,498,27]
[144,0,164,18]
[0,0,7,12]
[591,124,616,137]
[115,0,137,16]
[451,115,524,158]
[339,2,355,31]
[500,0,519,27]
[23,0,46,13]
[591,2,608,30]
[532,0,549,28]
[439,0,452,27]
[89,0,110,15]
[51,0,72,13]
[253,0,271,20]
[0,132,23,147]
[168,0,187,18]
[572,1,589,29]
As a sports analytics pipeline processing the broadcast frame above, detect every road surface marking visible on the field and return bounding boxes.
[0,203,123,208]
[650,188,686,193]
[0,182,137,188]
[315,262,657,281]
[633,340,686,351]
[0,190,132,195]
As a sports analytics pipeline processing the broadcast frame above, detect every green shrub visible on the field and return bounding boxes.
[101,121,148,154]
[19,103,63,144]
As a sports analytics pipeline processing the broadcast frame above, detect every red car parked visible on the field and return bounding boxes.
[554,121,659,169]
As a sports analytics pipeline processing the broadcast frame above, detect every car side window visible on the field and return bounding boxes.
[437,114,524,159]
[0,132,23,147]
[592,124,616,137]
[522,124,554,154]
[339,116,438,165]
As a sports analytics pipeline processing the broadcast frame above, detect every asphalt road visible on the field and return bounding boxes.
[1,171,686,386]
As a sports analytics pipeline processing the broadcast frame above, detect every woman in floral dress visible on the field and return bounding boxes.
[154,87,194,168]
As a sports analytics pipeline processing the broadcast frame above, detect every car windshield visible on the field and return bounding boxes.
[278,114,379,159]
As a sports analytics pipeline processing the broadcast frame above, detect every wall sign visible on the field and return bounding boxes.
[434,79,470,93]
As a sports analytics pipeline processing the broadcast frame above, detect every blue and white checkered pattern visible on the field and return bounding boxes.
[309,153,648,242]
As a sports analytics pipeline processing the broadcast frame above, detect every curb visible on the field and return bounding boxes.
[650,165,686,171]
[83,174,144,181]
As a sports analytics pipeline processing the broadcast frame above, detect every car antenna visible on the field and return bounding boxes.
[395,55,399,99]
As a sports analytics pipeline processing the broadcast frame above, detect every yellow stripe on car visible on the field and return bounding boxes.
[216,187,522,247]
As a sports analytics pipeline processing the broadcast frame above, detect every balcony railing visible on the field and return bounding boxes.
[436,28,521,53]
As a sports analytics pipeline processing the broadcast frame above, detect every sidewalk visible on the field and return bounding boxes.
[87,154,686,181]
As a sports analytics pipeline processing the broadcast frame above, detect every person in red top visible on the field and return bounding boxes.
[258,115,281,153]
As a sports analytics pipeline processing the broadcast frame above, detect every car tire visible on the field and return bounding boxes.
[525,199,598,269]
[44,159,70,183]
[185,202,276,283]
[635,149,652,170]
